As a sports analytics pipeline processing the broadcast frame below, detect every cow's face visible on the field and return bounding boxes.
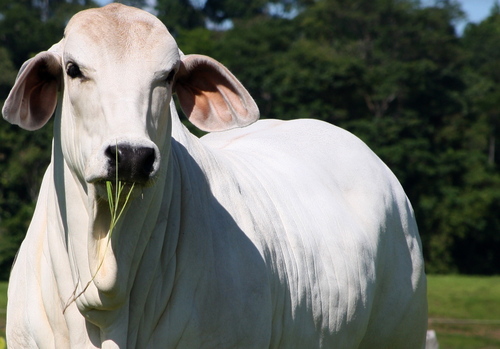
[2,3,259,200]
[60,5,179,190]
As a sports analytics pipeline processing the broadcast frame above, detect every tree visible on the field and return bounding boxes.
[156,0,205,35]
[1,0,500,277]
[156,0,292,35]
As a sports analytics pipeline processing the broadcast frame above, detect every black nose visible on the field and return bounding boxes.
[105,144,156,183]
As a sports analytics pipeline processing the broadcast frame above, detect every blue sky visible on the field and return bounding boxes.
[425,0,498,34]
[454,0,498,23]
[452,0,499,33]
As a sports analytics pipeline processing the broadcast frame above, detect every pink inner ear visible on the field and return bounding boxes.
[216,84,248,118]
[177,81,233,131]
[175,54,259,132]
[176,83,198,121]
[190,64,249,118]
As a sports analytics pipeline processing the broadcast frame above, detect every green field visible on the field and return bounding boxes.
[0,281,6,345]
[1,276,499,347]
[427,275,500,348]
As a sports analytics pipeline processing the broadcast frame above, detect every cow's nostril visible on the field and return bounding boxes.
[105,145,122,166]
[140,147,155,176]
[105,144,156,183]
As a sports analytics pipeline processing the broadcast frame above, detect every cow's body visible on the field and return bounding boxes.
[4,4,427,348]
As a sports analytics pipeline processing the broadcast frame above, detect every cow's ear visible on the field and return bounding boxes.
[174,54,259,132]
[2,51,62,131]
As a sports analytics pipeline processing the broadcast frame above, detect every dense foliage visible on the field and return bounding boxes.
[0,0,499,279]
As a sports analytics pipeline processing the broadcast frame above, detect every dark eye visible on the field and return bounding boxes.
[165,70,176,84]
[66,62,83,79]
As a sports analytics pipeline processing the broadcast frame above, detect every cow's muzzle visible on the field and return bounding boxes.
[105,144,158,184]
[104,143,158,184]
[84,138,161,189]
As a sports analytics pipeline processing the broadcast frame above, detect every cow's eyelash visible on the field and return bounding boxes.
[66,62,83,79]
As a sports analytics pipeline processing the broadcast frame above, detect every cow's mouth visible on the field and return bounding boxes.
[92,180,141,204]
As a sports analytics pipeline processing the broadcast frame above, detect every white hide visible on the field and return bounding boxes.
[2,3,427,349]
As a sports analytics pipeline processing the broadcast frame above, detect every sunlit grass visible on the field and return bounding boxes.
[428,275,500,348]
[0,281,6,341]
[428,275,500,319]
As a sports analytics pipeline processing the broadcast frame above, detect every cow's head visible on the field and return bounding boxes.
[2,3,259,197]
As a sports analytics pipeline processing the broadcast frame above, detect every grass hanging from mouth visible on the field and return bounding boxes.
[106,180,136,233]
[63,146,136,314]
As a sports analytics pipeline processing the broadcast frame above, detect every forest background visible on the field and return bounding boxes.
[0,0,499,280]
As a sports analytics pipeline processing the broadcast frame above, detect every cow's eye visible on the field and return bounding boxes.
[165,70,176,84]
[66,62,83,79]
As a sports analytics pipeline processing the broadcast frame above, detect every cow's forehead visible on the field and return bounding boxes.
[63,4,178,65]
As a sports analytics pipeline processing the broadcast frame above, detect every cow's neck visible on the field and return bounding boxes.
[50,102,218,343]
[51,105,177,334]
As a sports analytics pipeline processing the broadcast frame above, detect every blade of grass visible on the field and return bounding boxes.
[107,181,114,214]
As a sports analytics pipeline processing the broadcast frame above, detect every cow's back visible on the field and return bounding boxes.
[199,118,427,348]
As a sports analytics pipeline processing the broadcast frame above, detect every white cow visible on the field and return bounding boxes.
[2,3,427,348]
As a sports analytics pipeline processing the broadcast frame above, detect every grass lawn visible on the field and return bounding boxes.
[0,281,6,344]
[428,275,500,348]
[0,276,499,347]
